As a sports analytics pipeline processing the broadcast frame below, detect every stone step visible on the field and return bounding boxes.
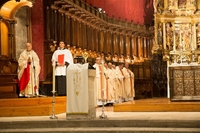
[1,119,200,129]
[0,127,200,133]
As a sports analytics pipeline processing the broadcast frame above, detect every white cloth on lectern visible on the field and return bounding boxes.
[67,63,89,114]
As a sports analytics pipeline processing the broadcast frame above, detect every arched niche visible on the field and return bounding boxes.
[0,0,33,60]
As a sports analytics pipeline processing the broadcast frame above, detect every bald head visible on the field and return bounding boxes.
[26,43,32,52]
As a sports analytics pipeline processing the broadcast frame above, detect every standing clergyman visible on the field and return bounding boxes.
[51,41,73,96]
[18,42,41,97]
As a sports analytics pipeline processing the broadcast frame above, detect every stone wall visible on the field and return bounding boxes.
[14,6,28,60]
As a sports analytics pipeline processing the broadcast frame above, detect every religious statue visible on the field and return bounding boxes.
[186,0,196,8]
[166,23,173,50]
[181,24,192,50]
[158,23,163,45]
[153,0,163,14]
[151,39,160,54]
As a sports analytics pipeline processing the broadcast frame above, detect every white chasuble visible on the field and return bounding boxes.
[67,63,89,114]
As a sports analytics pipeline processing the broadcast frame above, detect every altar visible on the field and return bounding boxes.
[169,66,200,101]
[153,0,200,101]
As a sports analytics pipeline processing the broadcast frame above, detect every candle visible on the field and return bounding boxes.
[52,61,56,92]
[101,64,104,91]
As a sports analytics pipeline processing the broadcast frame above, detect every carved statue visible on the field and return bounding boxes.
[186,0,196,8]
[181,24,192,50]
[153,0,163,14]
[158,23,163,45]
[166,23,173,50]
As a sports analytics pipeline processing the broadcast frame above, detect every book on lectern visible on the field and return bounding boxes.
[58,54,64,64]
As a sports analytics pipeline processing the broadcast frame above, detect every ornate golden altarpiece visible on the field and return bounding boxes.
[153,0,200,101]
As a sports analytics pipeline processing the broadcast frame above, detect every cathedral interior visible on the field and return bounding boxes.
[0,0,200,103]
[1,1,200,132]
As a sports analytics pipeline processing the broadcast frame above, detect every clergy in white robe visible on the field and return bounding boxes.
[112,65,119,102]
[51,41,73,96]
[93,57,106,106]
[116,63,125,102]
[123,62,135,101]
[18,43,40,97]
[106,63,115,103]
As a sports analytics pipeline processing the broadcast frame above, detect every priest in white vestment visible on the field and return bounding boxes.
[18,43,40,97]
[123,62,135,101]
[51,41,74,96]
[112,64,119,102]
[116,63,125,103]
[106,63,115,103]
[93,57,106,106]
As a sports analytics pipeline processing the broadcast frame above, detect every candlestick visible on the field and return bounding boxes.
[50,60,58,119]
[52,61,56,92]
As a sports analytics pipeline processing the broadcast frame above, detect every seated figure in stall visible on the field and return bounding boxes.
[70,46,77,58]
[105,52,112,63]
[100,52,105,64]
[75,47,83,57]
[125,54,132,64]
[112,53,119,62]
[66,44,71,50]
[119,54,125,63]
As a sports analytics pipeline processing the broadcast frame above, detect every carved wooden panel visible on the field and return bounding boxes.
[170,66,200,101]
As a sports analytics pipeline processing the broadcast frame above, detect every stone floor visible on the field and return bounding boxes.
[1,106,200,122]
